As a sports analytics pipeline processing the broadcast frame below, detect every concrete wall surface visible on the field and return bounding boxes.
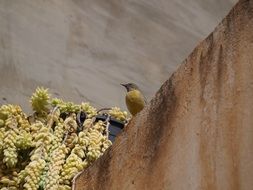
[74,0,253,189]
[0,0,236,112]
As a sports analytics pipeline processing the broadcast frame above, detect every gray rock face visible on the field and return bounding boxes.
[0,0,236,112]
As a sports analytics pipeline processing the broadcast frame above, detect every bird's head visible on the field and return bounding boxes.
[121,83,140,92]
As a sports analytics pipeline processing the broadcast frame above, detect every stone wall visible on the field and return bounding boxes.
[74,0,253,189]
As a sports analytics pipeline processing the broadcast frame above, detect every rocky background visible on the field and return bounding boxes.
[0,0,236,112]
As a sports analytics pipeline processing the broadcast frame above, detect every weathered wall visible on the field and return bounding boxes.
[0,0,236,112]
[75,0,253,189]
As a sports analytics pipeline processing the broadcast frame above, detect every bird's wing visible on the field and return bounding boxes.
[139,89,147,104]
[143,95,148,104]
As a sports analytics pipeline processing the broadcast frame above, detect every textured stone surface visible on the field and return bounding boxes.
[0,0,235,112]
[74,0,253,189]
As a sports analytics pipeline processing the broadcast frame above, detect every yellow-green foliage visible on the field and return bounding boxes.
[0,128,5,151]
[80,102,97,118]
[0,104,22,121]
[0,87,128,189]
[109,107,128,122]
[51,98,80,113]
[30,87,50,114]
[44,144,68,190]
[23,157,46,190]
[3,116,19,168]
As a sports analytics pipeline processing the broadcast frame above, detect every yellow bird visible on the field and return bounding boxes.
[121,83,146,116]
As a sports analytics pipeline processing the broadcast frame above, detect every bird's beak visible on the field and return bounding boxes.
[121,83,127,88]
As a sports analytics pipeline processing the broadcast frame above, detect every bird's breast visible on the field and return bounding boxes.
[125,90,145,116]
